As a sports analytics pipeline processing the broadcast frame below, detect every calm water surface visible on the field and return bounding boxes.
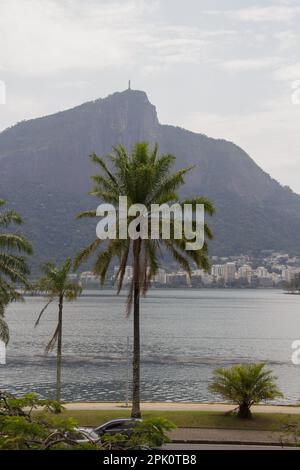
[1,289,300,403]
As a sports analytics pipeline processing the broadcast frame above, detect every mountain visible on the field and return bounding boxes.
[1,88,300,271]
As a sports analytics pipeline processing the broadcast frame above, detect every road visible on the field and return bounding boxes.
[163,443,300,450]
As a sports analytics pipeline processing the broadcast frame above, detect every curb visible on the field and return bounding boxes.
[171,439,287,447]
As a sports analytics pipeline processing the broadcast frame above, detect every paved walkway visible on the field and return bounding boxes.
[64,401,300,414]
[169,427,289,446]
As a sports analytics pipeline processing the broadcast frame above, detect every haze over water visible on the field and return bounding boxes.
[2,289,300,404]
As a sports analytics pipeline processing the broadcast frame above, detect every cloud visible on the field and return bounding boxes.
[274,30,297,50]
[0,0,234,77]
[274,63,300,80]
[219,57,281,72]
[208,5,300,22]
[0,0,139,74]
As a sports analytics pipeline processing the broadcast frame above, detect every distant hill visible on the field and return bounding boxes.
[1,88,300,272]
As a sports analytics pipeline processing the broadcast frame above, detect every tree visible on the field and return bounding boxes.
[209,363,283,419]
[34,258,82,402]
[102,417,176,449]
[0,390,98,449]
[75,142,214,418]
[0,199,32,345]
[127,417,176,448]
[0,390,175,450]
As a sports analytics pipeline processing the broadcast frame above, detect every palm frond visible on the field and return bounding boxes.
[76,210,97,220]
[0,317,9,345]
[149,166,193,204]
[45,324,59,354]
[93,240,119,284]
[34,299,54,327]
[73,239,102,270]
[162,239,191,279]
[115,240,130,294]
[75,142,213,310]
[0,301,9,345]
[65,282,82,300]
[0,234,33,254]
[181,196,215,216]
[0,210,22,227]
[90,152,119,189]
[0,253,31,276]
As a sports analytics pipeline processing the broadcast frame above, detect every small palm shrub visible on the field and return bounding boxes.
[209,363,283,419]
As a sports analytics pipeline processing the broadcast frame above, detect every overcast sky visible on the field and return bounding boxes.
[0,0,299,192]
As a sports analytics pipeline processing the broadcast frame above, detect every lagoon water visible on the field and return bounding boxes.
[1,289,300,403]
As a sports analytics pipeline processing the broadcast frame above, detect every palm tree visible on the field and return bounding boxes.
[75,142,214,418]
[34,258,82,401]
[0,199,32,345]
[0,292,10,346]
[209,363,283,418]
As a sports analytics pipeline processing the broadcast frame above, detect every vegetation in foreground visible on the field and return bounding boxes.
[209,363,283,419]
[0,391,83,450]
[0,391,173,450]
[3,390,299,450]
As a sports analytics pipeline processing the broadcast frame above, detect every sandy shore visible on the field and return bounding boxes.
[63,401,300,414]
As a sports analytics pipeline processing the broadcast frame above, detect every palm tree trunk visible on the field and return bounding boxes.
[238,402,251,419]
[131,240,141,418]
[131,284,141,418]
[56,294,63,402]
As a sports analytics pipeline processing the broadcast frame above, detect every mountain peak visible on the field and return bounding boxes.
[102,87,157,111]
[96,88,159,137]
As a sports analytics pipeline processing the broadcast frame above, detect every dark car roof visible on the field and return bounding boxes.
[94,418,141,432]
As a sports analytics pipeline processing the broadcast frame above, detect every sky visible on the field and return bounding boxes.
[0,0,300,192]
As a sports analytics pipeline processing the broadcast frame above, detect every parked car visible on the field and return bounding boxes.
[68,419,142,446]
[65,428,100,445]
[93,418,142,437]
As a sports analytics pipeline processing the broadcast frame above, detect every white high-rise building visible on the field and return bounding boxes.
[238,264,252,282]
[211,264,225,281]
[224,262,236,282]
[255,266,269,278]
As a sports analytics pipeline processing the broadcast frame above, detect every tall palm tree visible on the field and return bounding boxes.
[0,199,32,345]
[34,258,82,401]
[75,142,214,418]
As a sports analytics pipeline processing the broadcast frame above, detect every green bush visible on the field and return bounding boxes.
[209,363,283,419]
[0,391,94,450]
